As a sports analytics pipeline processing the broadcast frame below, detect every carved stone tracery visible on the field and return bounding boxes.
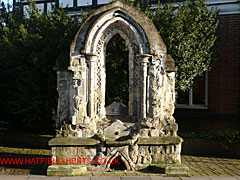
[93,22,141,119]
[49,1,188,176]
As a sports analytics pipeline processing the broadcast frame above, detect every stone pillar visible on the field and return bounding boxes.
[148,55,164,119]
[86,53,97,118]
[148,58,157,119]
[137,54,151,119]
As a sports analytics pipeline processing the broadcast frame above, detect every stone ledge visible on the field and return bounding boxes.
[105,139,132,146]
[165,164,189,176]
[49,137,100,146]
[47,165,87,176]
[138,136,183,145]
[49,136,182,146]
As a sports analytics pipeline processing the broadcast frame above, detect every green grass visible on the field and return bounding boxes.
[0,131,54,149]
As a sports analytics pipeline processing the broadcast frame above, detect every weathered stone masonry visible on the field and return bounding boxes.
[48,1,188,176]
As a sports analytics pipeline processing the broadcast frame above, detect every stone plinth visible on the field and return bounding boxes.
[47,136,187,176]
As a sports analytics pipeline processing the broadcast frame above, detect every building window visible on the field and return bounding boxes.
[47,2,55,12]
[176,71,208,109]
[59,0,73,8]
[98,0,111,5]
[77,0,92,6]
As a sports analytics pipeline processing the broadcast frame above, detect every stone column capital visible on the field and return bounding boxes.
[85,53,98,63]
[137,54,151,64]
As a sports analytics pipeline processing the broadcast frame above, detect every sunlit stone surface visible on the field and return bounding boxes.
[48,1,188,176]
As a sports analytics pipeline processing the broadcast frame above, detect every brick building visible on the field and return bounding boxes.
[175,0,240,132]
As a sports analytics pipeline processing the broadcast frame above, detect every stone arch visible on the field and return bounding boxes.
[49,1,185,176]
[68,1,168,121]
[86,11,148,55]
[105,150,135,171]
[55,0,177,138]
[70,1,167,56]
[92,20,143,118]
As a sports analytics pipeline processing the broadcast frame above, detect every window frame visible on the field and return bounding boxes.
[176,71,208,109]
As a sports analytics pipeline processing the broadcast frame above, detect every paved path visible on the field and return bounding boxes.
[182,156,240,176]
[1,146,240,179]
[1,155,240,177]
[0,175,240,180]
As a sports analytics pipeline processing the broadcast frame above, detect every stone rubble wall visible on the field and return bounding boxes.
[50,142,181,170]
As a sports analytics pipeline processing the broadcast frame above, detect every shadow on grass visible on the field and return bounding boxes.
[0,131,54,149]
[0,131,53,175]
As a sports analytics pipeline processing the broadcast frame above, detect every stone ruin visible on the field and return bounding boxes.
[47,1,189,176]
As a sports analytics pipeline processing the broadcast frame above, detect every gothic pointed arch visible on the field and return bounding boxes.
[55,0,177,139]
[70,1,167,56]
[67,1,170,123]
[105,150,135,171]
[49,1,186,176]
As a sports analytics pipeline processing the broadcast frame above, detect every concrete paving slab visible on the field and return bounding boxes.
[121,177,151,180]
[151,177,181,180]
[181,177,211,180]
[2,176,240,180]
[28,176,60,180]
[209,176,240,180]
[90,177,121,180]
[0,175,28,180]
[61,177,90,180]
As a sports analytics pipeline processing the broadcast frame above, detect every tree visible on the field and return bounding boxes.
[121,0,219,92]
[0,1,83,133]
[0,0,218,133]
[105,34,129,106]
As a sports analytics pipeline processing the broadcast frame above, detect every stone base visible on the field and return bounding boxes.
[47,164,189,176]
[140,164,189,176]
[48,136,186,176]
[47,165,87,176]
[165,164,189,176]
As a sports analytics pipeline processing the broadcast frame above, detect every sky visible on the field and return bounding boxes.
[1,0,112,7]
[1,0,13,6]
